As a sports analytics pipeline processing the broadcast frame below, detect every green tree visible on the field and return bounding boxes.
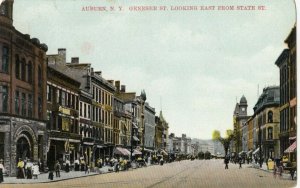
[212,129,235,156]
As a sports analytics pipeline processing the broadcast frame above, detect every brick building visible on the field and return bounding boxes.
[0,0,48,176]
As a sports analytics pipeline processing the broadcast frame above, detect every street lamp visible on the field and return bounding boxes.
[130,102,136,162]
[259,123,262,168]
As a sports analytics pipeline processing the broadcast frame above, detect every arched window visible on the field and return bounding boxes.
[1,46,9,73]
[27,61,33,84]
[21,58,26,81]
[38,65,42,87]
[268,111,273,123]
[15,55,20,79]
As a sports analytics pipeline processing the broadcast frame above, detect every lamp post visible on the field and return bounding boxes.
[130,102,136,162]
[259,123,262,168]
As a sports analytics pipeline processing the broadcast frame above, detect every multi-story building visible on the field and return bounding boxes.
[46,64,81,168]
[90,70,115,158]
[253,86,280,160]
[233,95,250,153]
[155,111,169,152]
[0,0,48,175]
[275,25,297,162]
[246,116,254,153]
[114,84,140,156]
[144,102,156,150]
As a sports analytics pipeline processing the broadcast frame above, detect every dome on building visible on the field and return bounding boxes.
[240,95,247,104]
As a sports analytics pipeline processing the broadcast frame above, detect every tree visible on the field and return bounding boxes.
[212,129,235,156]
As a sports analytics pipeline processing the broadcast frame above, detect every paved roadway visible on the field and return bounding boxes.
[1,159,297,188]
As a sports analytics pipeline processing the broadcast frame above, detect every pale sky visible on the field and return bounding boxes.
[13,0,296,139]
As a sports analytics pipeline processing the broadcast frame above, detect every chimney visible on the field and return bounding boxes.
[58,48,66,63]
[107,80,114,84]
[121,85,126,92]
[71,57,79,64]
[115,81,120,92]
[94,71,102,76]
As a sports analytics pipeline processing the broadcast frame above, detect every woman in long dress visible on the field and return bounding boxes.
[0,159,4,183]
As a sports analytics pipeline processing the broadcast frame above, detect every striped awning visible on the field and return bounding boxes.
[284,141,296,153]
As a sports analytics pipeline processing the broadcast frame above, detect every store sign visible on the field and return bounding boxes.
[59,106,70,115]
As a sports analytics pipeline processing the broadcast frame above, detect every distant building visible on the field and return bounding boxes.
[144,103,156,150]
[233,95,251,153]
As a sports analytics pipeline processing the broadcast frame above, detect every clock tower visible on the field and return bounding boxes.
[238,95,248,116]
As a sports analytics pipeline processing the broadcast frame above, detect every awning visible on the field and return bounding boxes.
[114,147,130,156]
[132,149,142,155]
[83,142,94,146]
[289,136,297,140]
[239,151,246,155]
[253,148,260,155]
[133,136,139,141]
[284,141,296,153]
[160,149,168,156]
[246,150,253,155]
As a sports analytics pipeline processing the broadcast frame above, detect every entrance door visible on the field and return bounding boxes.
[16,137,32,162]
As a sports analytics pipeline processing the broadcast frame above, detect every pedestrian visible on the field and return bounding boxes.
[25,159,33,179]
[80,159,85,171]
[273,164,277,178]
[224,156,229,169]
[16,158,25,179]
[0,159,4,183]
[48,170,54,180]
[85,163,90,174]
[65,159,70,173]
[55,160,61,177]
[278,162,284,179]
[32,162,40,179]
[74,159,79,171]
[239,157,242,169]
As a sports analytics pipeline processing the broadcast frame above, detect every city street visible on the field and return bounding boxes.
[1,159,296,188]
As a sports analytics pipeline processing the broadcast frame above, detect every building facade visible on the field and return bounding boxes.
[275,25,297,162]
[253,86,280,160]
[144,102,156,150]
[46,65,81,168]
[0,0,48,176]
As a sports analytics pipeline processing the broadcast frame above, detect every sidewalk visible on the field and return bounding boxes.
[1,166,113,184]
[250,162,295,180]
